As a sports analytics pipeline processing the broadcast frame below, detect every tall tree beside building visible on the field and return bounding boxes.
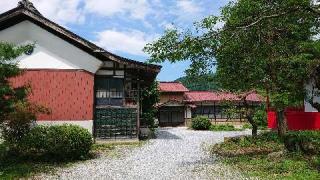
[141,81,160,128]
[144,0,320,137]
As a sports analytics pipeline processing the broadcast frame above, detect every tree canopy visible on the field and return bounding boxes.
[175,74,220,91]
[144,0,320,136]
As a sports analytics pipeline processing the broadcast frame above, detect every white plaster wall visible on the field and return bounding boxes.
[18,45,78,69]
[37,120,93,134]
[305,83,320,112]
[0,21,102,73]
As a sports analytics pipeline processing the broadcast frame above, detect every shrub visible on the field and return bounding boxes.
[141,81,159,128]
[284,131,320,155]
[210,124,236,131]
[20,126,49,153]
[241,123,252,129]
[2,103,36,149]
[252,106,267,127]
[241,123,268,130]
[141,111,157,128]
[2,102,50,151]
[191,116,211,130]
[212,132,282,156]
[21,124,93,160]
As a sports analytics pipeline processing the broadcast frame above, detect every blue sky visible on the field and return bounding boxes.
[0,0,230,81]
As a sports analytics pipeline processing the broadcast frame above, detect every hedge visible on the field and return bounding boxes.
[284,131,320,155]
[191,116,211,130]
[21,124,93,160]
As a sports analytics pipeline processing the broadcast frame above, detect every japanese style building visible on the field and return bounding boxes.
[158,82,263,126]
[1,0,161,140]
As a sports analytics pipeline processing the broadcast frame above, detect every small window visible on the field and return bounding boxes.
[104,61,114,68]
[95,77,124,106]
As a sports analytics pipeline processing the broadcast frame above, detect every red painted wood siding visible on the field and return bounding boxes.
[268,111,320,130]
[10,70,94,121]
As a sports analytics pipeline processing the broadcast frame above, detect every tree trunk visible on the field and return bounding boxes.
[247,115,257,137]
[276,110,287,138]
[252,123,258,137]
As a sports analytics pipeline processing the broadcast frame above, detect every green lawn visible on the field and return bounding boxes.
[0,141,143,179]
[0,141,71,179]
[223,153,320,180]
[209,124,268,132]
[212,132,320,179]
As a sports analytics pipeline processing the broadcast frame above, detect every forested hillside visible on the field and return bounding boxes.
[175,74,220,91]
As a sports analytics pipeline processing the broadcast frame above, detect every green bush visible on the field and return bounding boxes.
[253,106,267,127]
[241,123,268,130]
[284,131,320,155]
[20,125,48,153]
[191,116,211,130]
[141,111,157,128]
[2,104,36,147]
[212,132,282,156]
[210,124,236,131]
[241,123,252,129]
[21,124,93,160]
[2,102,50,152]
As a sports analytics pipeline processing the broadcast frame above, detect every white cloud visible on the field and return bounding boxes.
[160,21,176,30]
[36,0,85,25]
[0,0,85,25]
[0,1,17,13]
[177,0,202,14]
[175,0,203,23]
[84,0,151,21]
[95,29,156,56]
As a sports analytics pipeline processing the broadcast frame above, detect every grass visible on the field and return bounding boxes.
[223,154,320,179]
[212,132,283,156]
[92,141,144,151]
[0,159,63,179]
[91,141,145,158]
[241,123,268,130]
[0,142,63,179]
[0,141,144,179]
[209,123,268,132]
[211,132,320,179]
[210,124,238,131]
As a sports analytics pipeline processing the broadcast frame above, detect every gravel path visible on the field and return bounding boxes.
[41,127,251,180]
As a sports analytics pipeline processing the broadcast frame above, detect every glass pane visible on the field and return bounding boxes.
[96,77,124,106]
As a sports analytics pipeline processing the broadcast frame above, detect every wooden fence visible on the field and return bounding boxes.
[268,110,320,130]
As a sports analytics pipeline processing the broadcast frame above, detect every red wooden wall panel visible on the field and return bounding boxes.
[268,111,320,130]
[10,70,94,121]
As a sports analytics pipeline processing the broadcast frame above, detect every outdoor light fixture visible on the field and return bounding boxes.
[24,45,34,55]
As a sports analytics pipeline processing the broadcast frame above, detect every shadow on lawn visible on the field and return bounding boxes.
[0,141,144,179]
[0,143,85,179]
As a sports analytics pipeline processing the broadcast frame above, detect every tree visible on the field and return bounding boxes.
[0,42,34,122]
[144,0,320,137]
[0,42,50,148]
[221,91,263,136]
[141,81,160,128]
[175,73,220,91]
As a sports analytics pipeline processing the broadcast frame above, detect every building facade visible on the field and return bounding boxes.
[158,82,263,126]
[1,0,161,139]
